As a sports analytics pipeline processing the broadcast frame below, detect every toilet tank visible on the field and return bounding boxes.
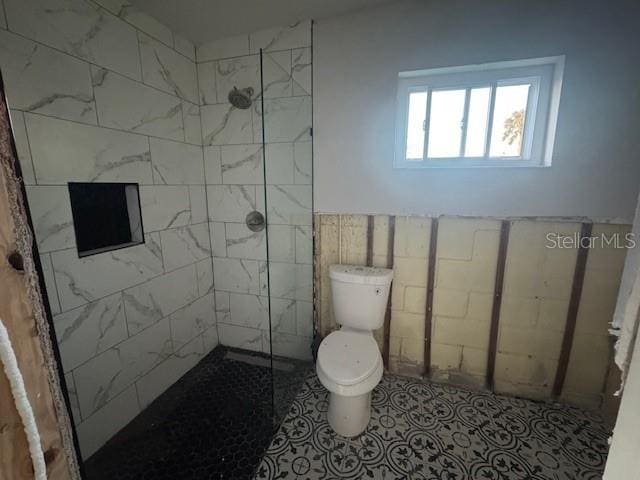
[329,265,393,330]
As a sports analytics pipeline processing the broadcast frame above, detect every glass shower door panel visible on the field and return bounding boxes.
[259,46,314,425]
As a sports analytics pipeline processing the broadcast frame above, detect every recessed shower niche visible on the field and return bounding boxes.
[68,182,143,257]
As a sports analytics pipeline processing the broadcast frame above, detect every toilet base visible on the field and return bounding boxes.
[327,392,371,437]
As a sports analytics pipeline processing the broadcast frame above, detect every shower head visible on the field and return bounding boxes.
[228,86,254,109]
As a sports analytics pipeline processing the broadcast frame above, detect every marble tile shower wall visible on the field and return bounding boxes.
[0,0,218,458]
[196,21,314,361]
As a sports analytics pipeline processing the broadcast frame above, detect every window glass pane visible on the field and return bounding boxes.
[464,87,490,157]
[489,84,530,157]
[427,89,465,158]
[405,91,428,160]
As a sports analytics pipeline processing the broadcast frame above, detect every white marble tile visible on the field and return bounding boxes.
[64,372,82,423]
[150,138,203,185]
[122,7,173,46]
[170,294,215,349]
[25,186,75,252]
[225,223,266,260]
[197,61,217,105]
[215,291,230,323]
[292,47,312,95]
[189,186,207,224]
[215,55,259,105]
[52,233,164,311]
[174,34,195,61]
[221,144,263,184]
[202,326,219,353]
[268,225,295,263]
[217,323,262,353]
[0,29,96,124]
[296,301,313,337]
[195,258,214,296]
[295,225,313,264]
[8,110,35,185]
[92,67,184,141]
[213,257,260,294]
[263,50,292,99]
[270,297,296,334]
[0,0,6,29]
[40,253,61,315]
[135,335,203,409]
[76,385,140,459]
[258,260,269,296]
[258,96,312,143]
[160,223,211,271]
[74,317,171,418]
[123,263,198,334]
[5,0,141,80]
[269,262,313,301]
[201,103,253,145]
[293,141,312,184]
[269,331,312,360]
[265,143,294,184]
[207,185,256,222]
[196,34,249,62]
[91,1,126,15]
[182,101,202,145]
[266,185,312,225]
[209,222,227,257]
[204,146,222,184]
[139,33,198,104]
[256,184,266,217]
[228,293,268,329]
[25,114,152,184]
[54,293,127,371]
[249,21,311,53]
[95,0,174,47]
[139,185,190,232]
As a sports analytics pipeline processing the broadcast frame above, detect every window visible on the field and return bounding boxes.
[68,183,143,257]
[394,56,565,168]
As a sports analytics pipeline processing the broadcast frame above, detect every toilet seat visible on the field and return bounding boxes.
[317,330,383,397]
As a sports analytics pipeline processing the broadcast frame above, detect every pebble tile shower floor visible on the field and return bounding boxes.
[256,372,610,480]
[84,346,308,480]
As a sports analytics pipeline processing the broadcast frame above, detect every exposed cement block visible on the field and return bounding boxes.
[390,311,425,339]
[313,214,630,415]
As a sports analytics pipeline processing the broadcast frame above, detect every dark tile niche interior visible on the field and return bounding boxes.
[83,346,309,480]
[68,182,143,257]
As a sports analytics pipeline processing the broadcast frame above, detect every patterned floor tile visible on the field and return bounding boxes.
[255,372,610,480]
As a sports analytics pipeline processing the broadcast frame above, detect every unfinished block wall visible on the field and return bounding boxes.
[314,214,630,410]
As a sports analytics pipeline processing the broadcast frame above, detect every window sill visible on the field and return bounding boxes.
[393,158,551,169]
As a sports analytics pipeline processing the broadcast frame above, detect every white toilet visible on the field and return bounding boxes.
[316,264,393,437]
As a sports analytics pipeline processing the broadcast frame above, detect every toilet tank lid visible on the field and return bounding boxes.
[329,265,393,285]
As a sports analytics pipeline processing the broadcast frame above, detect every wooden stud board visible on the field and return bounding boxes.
[0,77,80,479]
[382,216,395,368]
[423,218,438,376]
[486,220,511,390]
[553,222,593,397]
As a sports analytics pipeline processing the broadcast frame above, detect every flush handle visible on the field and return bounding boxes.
[246,211,265,232]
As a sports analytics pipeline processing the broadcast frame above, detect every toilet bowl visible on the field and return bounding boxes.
[316,265,393,437]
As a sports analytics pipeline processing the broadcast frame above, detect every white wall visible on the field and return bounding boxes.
[313,0,640,221]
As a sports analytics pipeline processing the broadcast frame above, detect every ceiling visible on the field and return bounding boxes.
[132,0,397,45]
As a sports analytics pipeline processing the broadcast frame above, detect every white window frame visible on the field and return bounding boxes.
[394,56,565,168]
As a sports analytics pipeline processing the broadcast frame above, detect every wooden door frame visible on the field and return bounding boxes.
[0,71,83,478]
